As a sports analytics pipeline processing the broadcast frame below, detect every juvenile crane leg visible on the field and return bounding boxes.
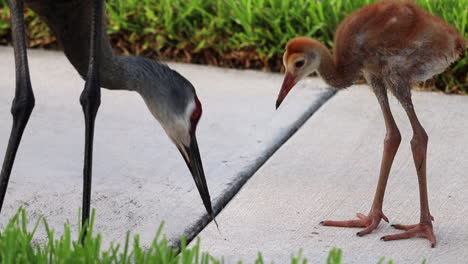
[0,0,35,213]
[321,80,400,237]
[381,99,436,247]
[80,0,103,228]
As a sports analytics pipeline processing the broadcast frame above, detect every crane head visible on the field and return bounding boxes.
[140,66,214,218]
[276,37,321,109]
[172,95,215,218]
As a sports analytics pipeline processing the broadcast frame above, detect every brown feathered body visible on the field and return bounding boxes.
[285,1,465,93]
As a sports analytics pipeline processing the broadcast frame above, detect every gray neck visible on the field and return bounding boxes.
[97,54,163,93]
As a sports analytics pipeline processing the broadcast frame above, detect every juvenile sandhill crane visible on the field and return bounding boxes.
[276,0,465,247]
[0,0,214,228]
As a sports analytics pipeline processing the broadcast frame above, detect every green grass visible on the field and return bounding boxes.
[0,208,401,264]
[0,0,466,92]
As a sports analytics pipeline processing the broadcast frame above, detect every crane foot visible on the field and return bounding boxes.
[381,222,436,248]
[320,211,389,237]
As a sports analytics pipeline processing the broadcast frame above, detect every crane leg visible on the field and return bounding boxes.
[79,0,103,229]
[0,0,35,214]
[381,98,436,248]
[321,77,400,237]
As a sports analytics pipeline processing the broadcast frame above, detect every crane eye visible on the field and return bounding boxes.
[294,60,305,68]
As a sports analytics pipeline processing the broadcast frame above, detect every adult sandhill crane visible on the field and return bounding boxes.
[0,0,214,228]
[276,0,465,247]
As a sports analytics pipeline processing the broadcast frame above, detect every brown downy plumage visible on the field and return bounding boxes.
[277,0,465,248]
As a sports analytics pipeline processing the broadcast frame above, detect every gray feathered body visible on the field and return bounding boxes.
[25,0,195,121]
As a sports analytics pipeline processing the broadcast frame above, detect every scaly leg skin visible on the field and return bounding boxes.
[0,0,35,214]
[381,99,436,248]
[80,0,103,237]
[321,78,400,237]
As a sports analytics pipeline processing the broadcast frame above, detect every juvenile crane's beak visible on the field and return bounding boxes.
[177,135,214,217]
[276,72,297,109]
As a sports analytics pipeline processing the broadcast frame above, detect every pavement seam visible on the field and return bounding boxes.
[178,88,338,249]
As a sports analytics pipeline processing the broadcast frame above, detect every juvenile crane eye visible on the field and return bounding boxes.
[294,60,305,68]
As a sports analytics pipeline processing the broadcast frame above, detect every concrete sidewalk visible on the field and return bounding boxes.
[2,47,468,263]
[0,47,332,247]
[194,87,468,263]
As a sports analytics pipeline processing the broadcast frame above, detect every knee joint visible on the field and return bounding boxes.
[410,130,428,153]
[80,86,101,115]
[11,95,35,119]
[384,131,401,152]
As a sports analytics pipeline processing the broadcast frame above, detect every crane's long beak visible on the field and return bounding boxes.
[276,72,297,109]
[178,135,214,217]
